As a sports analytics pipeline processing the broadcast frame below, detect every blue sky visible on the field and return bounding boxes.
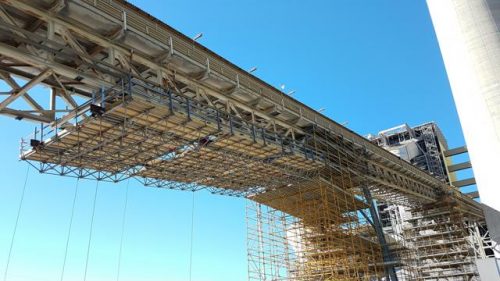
[0,1,474,281]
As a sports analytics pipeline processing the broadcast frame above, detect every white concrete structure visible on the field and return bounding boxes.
[427,0,500,263]
[427,0,500,212]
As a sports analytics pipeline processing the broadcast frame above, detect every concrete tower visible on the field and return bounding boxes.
[426,0,500,259]
[426,0,500,210]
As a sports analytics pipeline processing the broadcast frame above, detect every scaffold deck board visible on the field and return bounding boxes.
[22,96,323,194]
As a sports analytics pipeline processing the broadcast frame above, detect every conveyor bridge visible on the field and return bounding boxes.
[0,1,486,280]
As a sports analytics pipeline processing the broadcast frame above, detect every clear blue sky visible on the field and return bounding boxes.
[0,1,474,281]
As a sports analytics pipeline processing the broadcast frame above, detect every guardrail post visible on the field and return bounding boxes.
[229,116,234,135]
[186,98,191,120]
[168,90,173,113]
[251,123,256,143]
[216,111,221,131]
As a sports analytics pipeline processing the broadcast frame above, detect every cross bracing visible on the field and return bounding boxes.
[0,0,490,280]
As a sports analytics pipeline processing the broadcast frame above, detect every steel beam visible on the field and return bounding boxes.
[0,0,485,212]
[444,145,468,157]
[0,68,52,111]
[453,178,476,188]
[0,107,53,123]
[0,71,46,113]
[448,161,472,173]
[361,185,398,281]
[466,191,480,199]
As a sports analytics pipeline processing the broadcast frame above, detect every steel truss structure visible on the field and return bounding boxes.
[0,0,490,280]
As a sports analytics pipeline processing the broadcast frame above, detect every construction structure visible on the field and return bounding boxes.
[426,0,500,216]
[369,123,495,280]
[367,122,478,191]
[368,123,451,183]
[426,3,500,275]
[0,0,494,280]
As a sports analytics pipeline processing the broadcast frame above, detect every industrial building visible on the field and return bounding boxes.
[368,122,478,192]
[368,123,450,183]
[369,122,495,280]
[0,0,497,280]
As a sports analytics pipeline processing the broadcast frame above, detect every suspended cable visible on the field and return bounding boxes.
[116,179,130,281]
[2,164,30,281]
[83,180,100,281]
[60,178,80,281]
[188,191,195,281]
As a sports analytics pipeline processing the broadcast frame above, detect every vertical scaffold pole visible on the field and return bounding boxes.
[229,116,234,135]
[186,98,191,120]
[251,123,256,143]
[100,87,105,110]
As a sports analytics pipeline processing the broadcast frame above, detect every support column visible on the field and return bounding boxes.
[361,185,398,281]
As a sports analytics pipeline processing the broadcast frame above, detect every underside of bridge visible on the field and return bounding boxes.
[0,0,492,280]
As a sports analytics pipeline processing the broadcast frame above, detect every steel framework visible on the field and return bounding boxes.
[0,0,489,280]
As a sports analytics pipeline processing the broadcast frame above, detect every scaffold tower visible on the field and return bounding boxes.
[0,1,492,280]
